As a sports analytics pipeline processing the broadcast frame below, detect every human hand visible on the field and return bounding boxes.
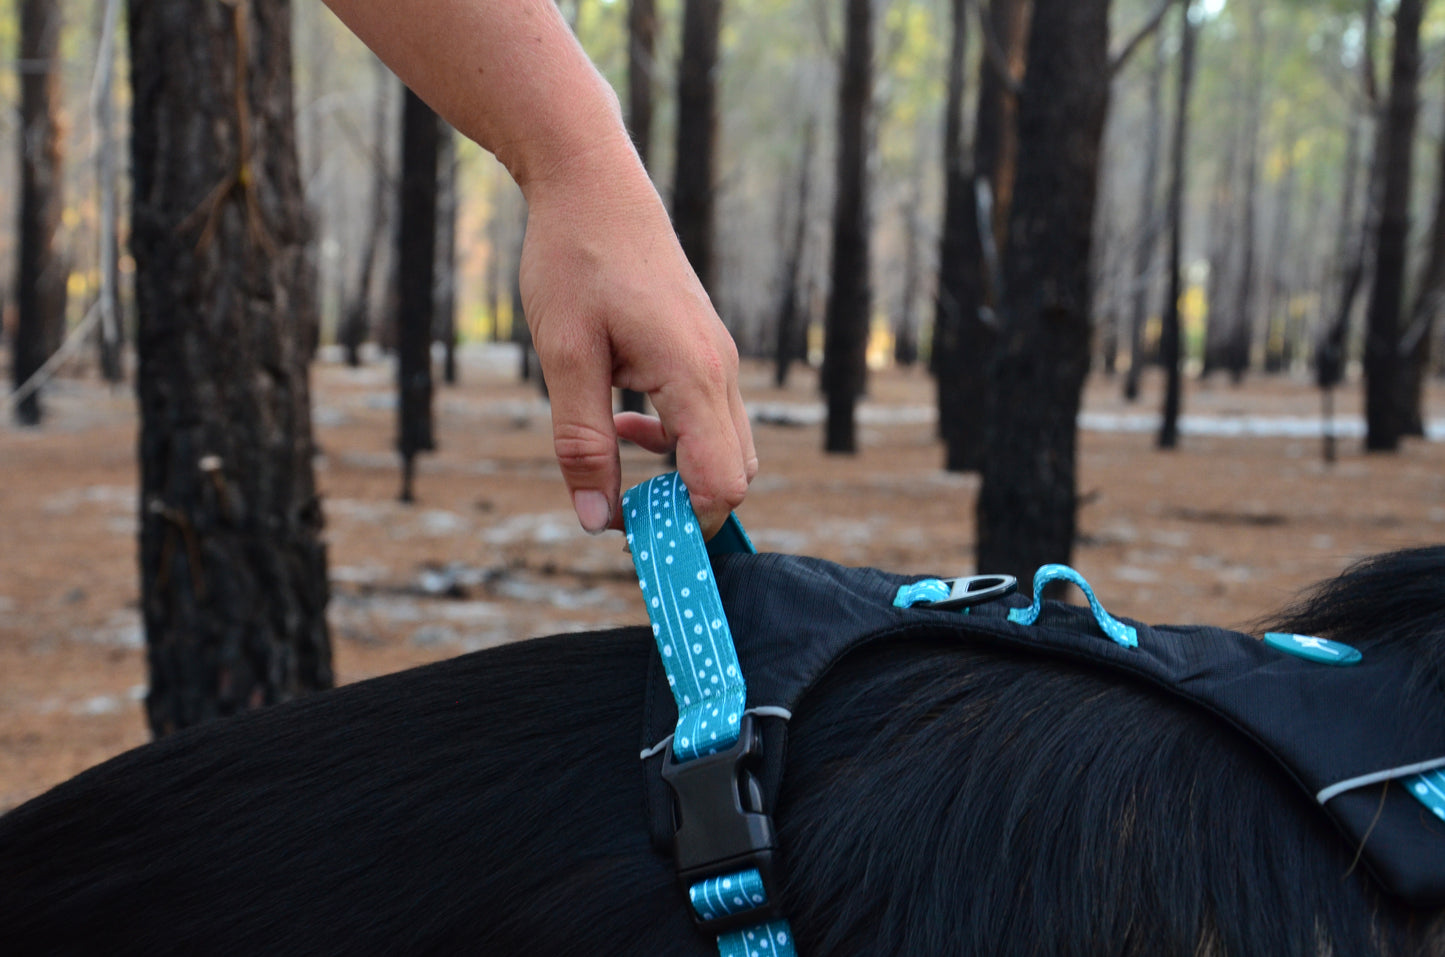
[518,152,757,541]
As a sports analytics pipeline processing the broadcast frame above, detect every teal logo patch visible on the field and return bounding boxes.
[1263,632,1362,666]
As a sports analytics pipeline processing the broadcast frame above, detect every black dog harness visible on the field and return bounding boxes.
[624,475,1445,956]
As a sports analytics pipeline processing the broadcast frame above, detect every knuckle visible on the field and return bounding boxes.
[551,421,616,476]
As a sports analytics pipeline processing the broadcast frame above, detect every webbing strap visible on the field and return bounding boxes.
[623,473,798,957]
[1008,563,1138,648]
[625,473,748,762]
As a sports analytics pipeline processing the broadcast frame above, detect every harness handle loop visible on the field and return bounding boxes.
[1007,563,1138,648]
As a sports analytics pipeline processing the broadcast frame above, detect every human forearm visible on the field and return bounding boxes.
[320,0,640,196]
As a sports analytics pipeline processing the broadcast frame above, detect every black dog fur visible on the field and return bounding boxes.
[3,547,1444,956]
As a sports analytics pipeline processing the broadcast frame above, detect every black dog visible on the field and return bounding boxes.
[2,547,1444,956]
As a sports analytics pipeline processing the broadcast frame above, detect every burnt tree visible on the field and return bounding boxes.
[621,0,657,414]
[1123,29,1165,403]
[1364,0,1425,452]
[822,0,874,454]
[976,0,1111,581]
[935,0,1027,471]
[130,0,331,736]
[673,0,722,295]
[12,0,67,426]
[397,88,440,501]
[774,120,815,388]
[341,60,394,368]
[1400,69,1445,438]
[1158,0,1198,451]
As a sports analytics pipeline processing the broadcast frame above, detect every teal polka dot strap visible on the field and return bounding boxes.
[624,474,797,957]
[624,472,750,762]
[1008,564,1138,648]
[718,919,797,957]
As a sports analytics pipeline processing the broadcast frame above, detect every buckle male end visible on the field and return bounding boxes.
[660,713,783,934]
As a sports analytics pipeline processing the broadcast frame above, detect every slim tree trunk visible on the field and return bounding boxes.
[341,61,394,367]
[1364,0,1425,451]
[1123,30,1166,402]
[1319,0,1380,464]
[673,0,722,296]
[1398,58,1445,437]
[397,88,440,501]
[1262,135,1296,374]
[436,124,458,386]
[13,0,66,425]
[96,0,124,384]
[933,0,976,463]
[1226,0,1264,382]
[822,0,874,454]
[976,0,1111,582]
[130,0,331,736]
[622,0,657,414]
[1158,0,1198,450]
[775,119,815,388]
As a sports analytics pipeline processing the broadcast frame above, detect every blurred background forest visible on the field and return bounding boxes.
[2,0,1444,808]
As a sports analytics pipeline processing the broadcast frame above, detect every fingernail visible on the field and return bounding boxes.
[573,490,611,535]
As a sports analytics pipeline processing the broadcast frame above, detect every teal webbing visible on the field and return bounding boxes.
[623,473,798,957]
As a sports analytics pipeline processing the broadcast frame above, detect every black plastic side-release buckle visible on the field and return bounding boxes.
[660,713,783,935]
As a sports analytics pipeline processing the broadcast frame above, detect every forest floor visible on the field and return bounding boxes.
[3,346,1444,812]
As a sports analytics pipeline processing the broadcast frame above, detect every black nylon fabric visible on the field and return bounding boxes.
[641,552,1445,905]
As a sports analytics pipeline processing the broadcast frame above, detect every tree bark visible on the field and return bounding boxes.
[1158,0,1198,450]
[1262,134,1296,374]
[1399,60,1445,437]
[397,88,440,501]
[13,0,67,425]
[1364,0,1425,452]
[436,124,458,386]
[673,0,723,296]
[1123,29,1166,403]
[774,120,815,388]
[341,60,394,368]
[976,0,1111,582]
[822,0,873,454]
[96,0,125,385]
[130,0,331,736]
[1225,0,1264,382]
[622,0,657,414]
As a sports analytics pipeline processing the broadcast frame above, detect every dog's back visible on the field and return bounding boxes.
[3,548,1444,956]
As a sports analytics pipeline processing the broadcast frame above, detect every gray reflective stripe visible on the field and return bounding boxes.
[1316,755,1445,804]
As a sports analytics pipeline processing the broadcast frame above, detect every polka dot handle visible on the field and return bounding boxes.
[623,473,747,762]
[1007,563,1138,648]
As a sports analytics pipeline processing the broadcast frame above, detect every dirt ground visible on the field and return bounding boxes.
[2,348,1443,812]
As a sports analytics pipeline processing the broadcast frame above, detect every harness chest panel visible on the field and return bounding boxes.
[641,551,1445,907]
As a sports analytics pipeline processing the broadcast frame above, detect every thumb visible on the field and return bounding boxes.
[544,345,622,535]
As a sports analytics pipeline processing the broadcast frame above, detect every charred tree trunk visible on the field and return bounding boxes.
[621,0,657,414]
[673,0,722,296]
[895,179,922,368]
[1398,57,1445,437]
[1364,0,1424,452]
[130,0,331,736]
[822,0,873,454]
[1226,0,1264,382]
[96,0,125,385]
[775,120,815,388]
[436,124,458,386]
[1262,136,1297,374]
[976,0,1111,582]
[935,0,1027,471]
[13,0,66,426]
[341,61,394,368]
[1319,0,1380,464]
[1158,0,1198,450]
[397,88,440,501]
[933,0,980,466]
[1123,30,1166,403]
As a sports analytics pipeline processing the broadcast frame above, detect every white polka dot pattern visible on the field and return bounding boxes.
[623,473,746,762]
